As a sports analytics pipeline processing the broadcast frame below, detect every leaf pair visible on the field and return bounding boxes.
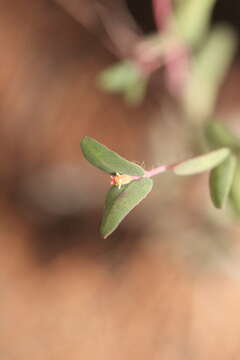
[81,137,152,238]
[173,121,240,209]
[173,144,236,209]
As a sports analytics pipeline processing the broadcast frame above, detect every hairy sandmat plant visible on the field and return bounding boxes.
[79,0,239,237]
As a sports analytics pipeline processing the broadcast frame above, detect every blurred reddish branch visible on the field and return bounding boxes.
[152,0,172,30]
[55,0,142,58]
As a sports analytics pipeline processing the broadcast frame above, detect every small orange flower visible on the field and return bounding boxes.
[110,173,133,189]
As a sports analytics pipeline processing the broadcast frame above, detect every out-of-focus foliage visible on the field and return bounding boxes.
[173,148,230,175]
[98,61,148,105]
[98,0,238,114]
[230,165,240,216]
[209,154,237,209]
[183,25,237,120]
[205,121,240,150]
[175,0,217,46]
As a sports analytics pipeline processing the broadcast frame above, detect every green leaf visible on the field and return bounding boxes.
[98,61,142,93]
[100,178,153,238]
[209,154,237,208]
[124,78,148,106]
[183,26,237,119]
[100,185,126,227]
[175,0,217,46]
[80,137,145,176]
[205,121,240,149]
[173,148,231,175]
[230,165,240,216]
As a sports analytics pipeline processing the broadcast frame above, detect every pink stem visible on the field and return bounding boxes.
[152,0,172,31]
[144,165,168,177]
[164,45,190,95]
[131,164,170,181]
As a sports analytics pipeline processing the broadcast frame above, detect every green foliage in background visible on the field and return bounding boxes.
[98,61,148,105]
[209,154,237,209]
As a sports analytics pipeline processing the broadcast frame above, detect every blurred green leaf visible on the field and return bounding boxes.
[205,121,240,149]
[100,178,153,238]
[230,165,240,216]
[183,26,237,119]
[80,137,145,176]
[173,148,230,175]
[175,0,217,46]
[124,78,148,106]
[209,154,237,208]
[98,61,142,93]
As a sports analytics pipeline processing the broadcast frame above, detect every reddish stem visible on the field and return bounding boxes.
[164,45,190,95]
[152,0,172,30]
[131,162,180,181]
[144,165,168,177]
[131,164,169,181]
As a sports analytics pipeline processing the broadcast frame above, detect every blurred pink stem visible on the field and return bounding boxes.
[165,45,190,95]
[152,0,172,30]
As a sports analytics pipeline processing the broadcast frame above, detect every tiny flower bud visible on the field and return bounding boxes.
[110,173,133,189]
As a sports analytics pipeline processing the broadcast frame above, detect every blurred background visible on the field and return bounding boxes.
[0,1,240,359]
